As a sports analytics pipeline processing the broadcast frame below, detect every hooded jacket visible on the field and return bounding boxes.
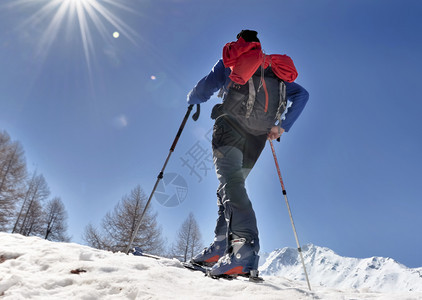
[223,37,298,85]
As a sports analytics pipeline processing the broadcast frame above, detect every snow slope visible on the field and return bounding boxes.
[260,244,422,293]
[1,233,421,300]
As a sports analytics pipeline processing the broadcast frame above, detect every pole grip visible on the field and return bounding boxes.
[192,104,200,121]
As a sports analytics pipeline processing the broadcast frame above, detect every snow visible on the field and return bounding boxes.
[1,233,421,299]
[260,244,422,293]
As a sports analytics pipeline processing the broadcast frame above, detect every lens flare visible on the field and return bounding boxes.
[10,0,138,71]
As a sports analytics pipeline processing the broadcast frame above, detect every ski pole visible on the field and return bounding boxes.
[269,139,311,291]
[125,104,200,254]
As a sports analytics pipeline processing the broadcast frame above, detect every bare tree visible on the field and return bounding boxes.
[82,223,113,251]
[172,212,203,262]
[43,197,70,242]
[13,172,50,235]
[83,185,165,255]
[0,131,27,231]
[21,199,45,236]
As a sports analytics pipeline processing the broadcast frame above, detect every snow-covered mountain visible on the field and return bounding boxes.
[1,232,421,299]
[260,244,422,293]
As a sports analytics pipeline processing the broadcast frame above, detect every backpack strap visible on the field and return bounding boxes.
[245,77,256,118]
[275,81,287,124]
[246,55,269,118]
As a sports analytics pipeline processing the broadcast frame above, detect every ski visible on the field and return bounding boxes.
[132,249,264,283]
[208,270,264,282]
[208,271,264,282]
[130,247,164,260]
[247,270,265,283]
[183,261,264,282]
[182,261,210,273]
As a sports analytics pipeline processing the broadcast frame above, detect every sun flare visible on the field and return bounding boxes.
[12,0,137,70]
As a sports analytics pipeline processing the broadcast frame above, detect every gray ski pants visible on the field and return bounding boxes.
[211,116,267,252]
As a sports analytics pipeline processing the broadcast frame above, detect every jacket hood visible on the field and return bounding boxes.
[222,37,298,84]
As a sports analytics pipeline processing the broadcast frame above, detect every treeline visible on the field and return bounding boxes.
[83,185,204,260]
[83,185,165,254]
[0,130,70,241]
[2,129,205,260]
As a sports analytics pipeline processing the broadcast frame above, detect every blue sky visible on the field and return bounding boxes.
[1,0,422,268]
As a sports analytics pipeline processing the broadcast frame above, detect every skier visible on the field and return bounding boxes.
[187,30,309,277]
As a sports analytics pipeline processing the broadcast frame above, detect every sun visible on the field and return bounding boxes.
[10,0,137,70]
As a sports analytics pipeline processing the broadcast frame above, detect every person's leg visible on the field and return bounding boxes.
[214,186,227,237]
[191,117,243,266]
[193,117,267,273]
[209,144,260,276]
[215,130,267,252]
[214,145,259,248]
[208,119,268,276]
[191,185,227,266]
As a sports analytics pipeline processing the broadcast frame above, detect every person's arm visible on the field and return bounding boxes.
[280,82,309,132]
[187,59,229,105]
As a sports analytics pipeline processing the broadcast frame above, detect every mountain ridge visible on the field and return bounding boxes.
[259,244,422,292]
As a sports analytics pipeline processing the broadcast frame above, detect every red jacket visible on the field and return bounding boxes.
[222,37,298,85]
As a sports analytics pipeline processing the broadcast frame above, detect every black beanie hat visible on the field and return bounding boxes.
[236,30,260,43]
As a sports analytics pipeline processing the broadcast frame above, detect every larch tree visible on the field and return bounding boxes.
[172,212,203,262]
[83,185,165,255]
[82,223,113,251]
[13,172,50,236]
[0,131,27,231]
[43,197,71,242]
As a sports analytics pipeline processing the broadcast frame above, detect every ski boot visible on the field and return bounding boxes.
[208,237,260,280]
[191,235,226,267]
